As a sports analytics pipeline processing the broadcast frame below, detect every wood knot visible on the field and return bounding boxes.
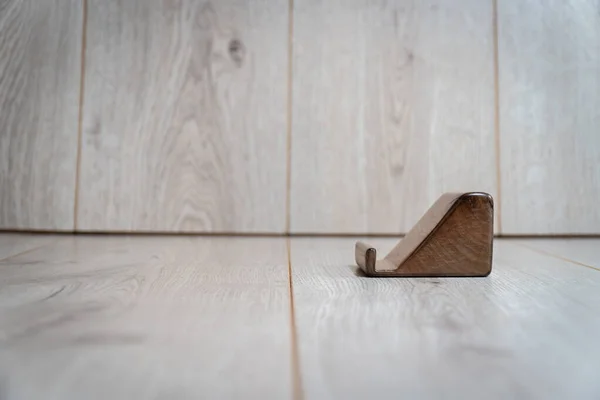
[228,39,245,67]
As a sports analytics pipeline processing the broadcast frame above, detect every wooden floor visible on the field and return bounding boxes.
[1,234,599,399]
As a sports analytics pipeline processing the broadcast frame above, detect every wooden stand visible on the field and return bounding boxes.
[355,192,494,277]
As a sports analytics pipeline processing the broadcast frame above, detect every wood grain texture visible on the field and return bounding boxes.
[0,0,82,230]
[498,0,600,234]
[291,238,600,399]
[514,238,600,270]
[78,0,288,232]
[356,192,493,276]
[0,235,291,399]
[290,0,496,234]
[0,233,58,260]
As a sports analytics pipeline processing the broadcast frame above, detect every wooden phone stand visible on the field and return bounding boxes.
[355,192,493,277]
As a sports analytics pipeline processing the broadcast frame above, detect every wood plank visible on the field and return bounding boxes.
[498,1,600,234]
[78,0,288,232]
[290,238,600,399]
[0,234,58,260]
[0,236,291,399]
[0,0,82,230]
[290,0,496,233]
[512,238,600,270]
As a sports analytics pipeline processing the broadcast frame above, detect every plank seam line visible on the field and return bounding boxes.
[2,230,600,239]
[284,0,295,234]
[73,0,88,231]
[492,0,503,234]
[510,241,600,272]
[286,238,304,400]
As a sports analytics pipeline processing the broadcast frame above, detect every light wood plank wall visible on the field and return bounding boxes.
[290,0,497,233]
[0,0,598,234]
[78,0,289,233]
[498,0,600,234]
[0,0,82,230]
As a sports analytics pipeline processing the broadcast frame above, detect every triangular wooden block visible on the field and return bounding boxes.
[355,192,494,277]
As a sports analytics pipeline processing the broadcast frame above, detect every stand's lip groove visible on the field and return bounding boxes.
[355,241,376,275]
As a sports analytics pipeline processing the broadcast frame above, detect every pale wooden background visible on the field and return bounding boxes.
[0,0,598,235]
